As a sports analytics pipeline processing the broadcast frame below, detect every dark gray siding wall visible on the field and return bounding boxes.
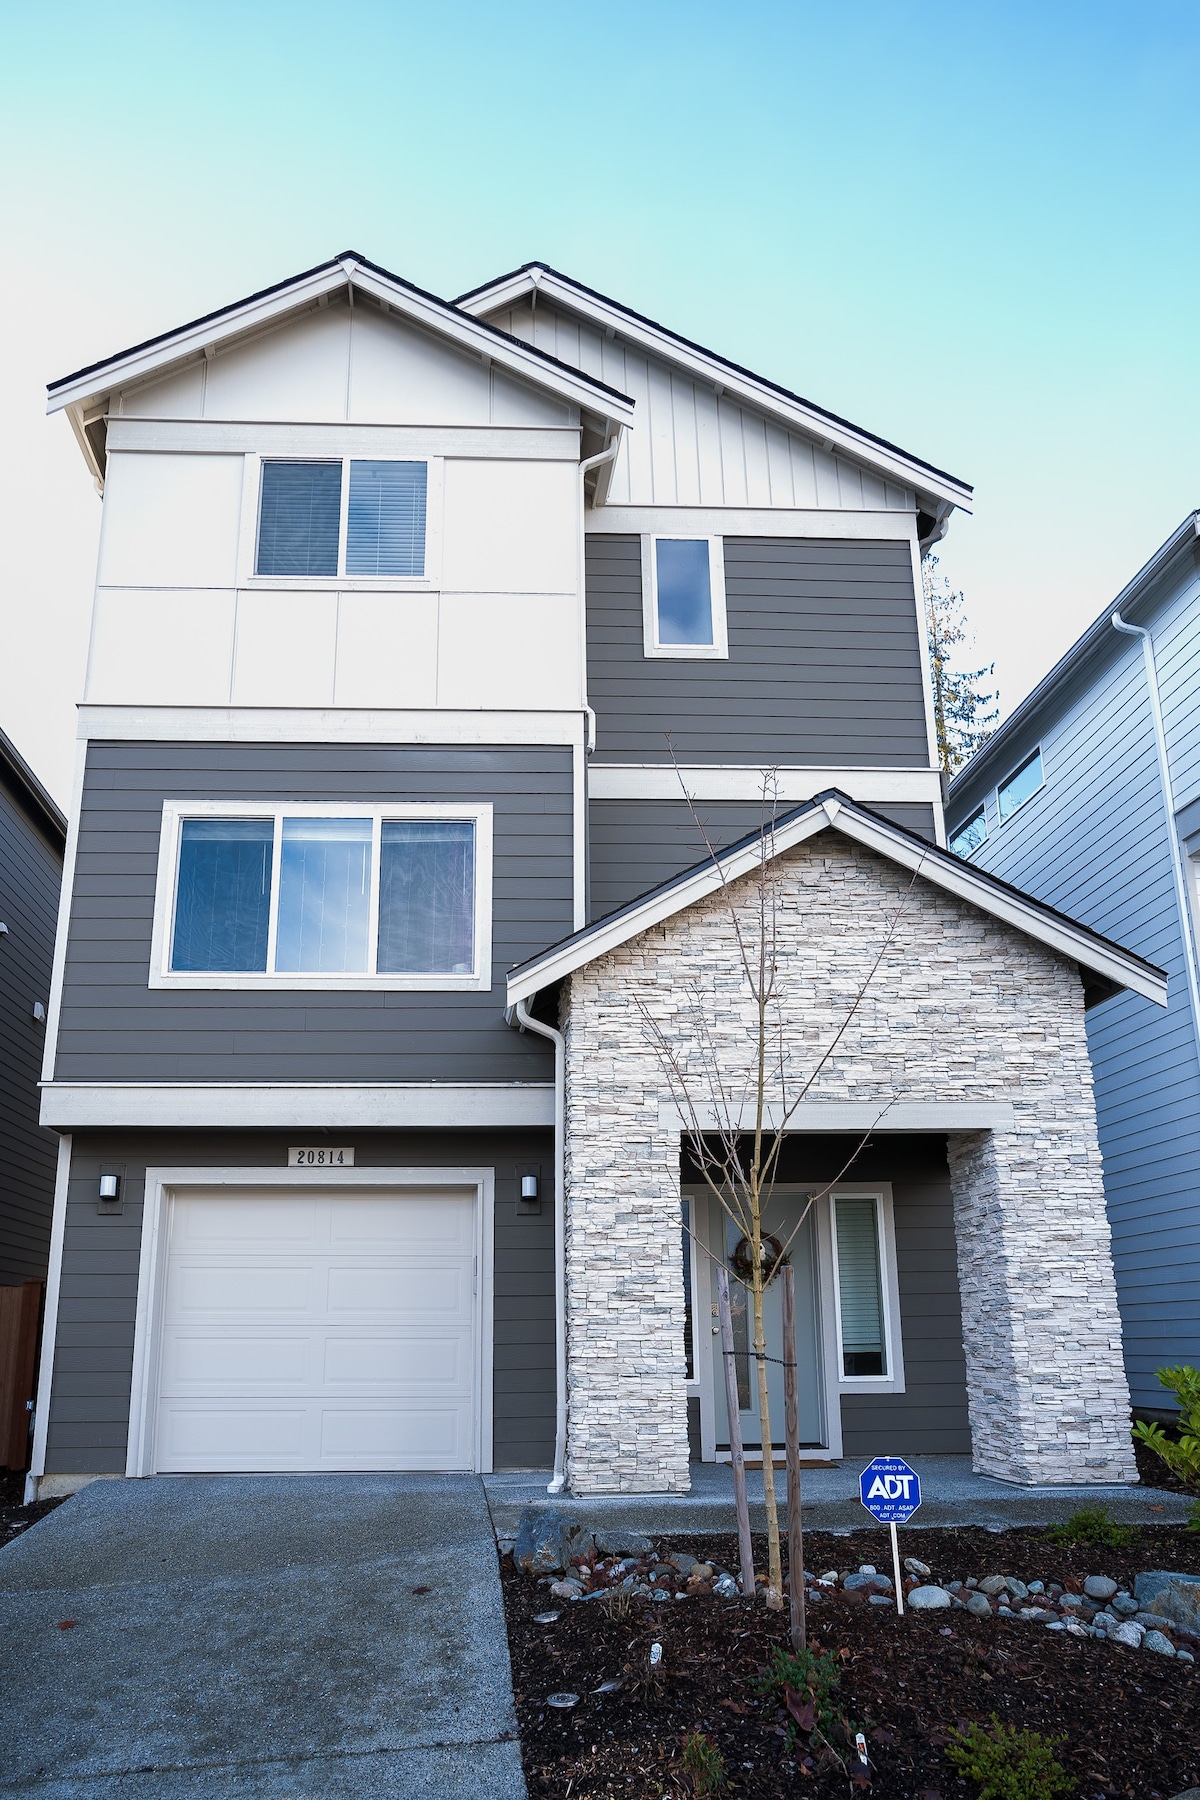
[55,743,574,1083]
[0,775,62,1281]
[772,1135,970,1455]
[589,801,937,919]
[46,1129,555,1475]
[586,535,931,766]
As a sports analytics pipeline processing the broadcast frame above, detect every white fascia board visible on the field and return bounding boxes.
[507,795,1167,1008]
[587,507,919,539]
[77,706,588,747]
[39,1082,555,1130]
[460,270,971,513]
[107,420,580,459]
[48,261,634,428]
[587,765,943,803]
[658,1099,1016,1133]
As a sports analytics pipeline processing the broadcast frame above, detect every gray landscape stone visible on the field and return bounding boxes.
[1135,1572,1200,1634]
[1084,1575,1119,1601]
[593,1530,654,1557]
[908,1586,952,1609]
[868,1594,894,1607]
[966,1592,994,1618]
[1019,1607,1058,1623]
[844,1571,891,1591]
[1112,1594,1139,1616]
[1006,1577,1030,1601]
[904,1558,931,1578]
[1142,1630,1177,1656]
[1110,1621,1145,1648]
[1059,1593,1085,1611]
[978,1575,1009,1596]
[513,1506,572,1575]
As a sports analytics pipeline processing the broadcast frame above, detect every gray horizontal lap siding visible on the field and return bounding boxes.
[772,1135,970,1456]
[586,535,930,766]
[55,743,574,1083]
[0,776,63,1281]
[46,1129,556,1474]
[589,800,936,919]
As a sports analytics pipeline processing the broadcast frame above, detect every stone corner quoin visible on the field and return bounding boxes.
[559,833,1136,1495]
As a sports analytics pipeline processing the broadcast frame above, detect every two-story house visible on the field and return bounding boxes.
[27,253,1163,1503]
[947,514,1200,1419]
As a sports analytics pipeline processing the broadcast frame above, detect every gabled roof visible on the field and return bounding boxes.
[506,792,1165,1010]
[948,511,1200,812]
[0,725,66,851]
[457,261,973,521]
[47,251,635,478]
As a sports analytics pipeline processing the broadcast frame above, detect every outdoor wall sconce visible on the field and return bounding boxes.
[98,1174,121,1202]
[520,1175,539,1201]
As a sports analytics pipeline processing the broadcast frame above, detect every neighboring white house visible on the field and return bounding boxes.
[28,252,1162,1500]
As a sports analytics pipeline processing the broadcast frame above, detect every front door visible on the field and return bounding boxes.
[703,1190,828,1457]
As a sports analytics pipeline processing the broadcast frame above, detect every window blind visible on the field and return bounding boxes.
[256,461,342,576]
[275,818,372,974]
[834,1197,886,1377]
[377,819,474,974]
[171,819,273,972]
[347,460,427,577]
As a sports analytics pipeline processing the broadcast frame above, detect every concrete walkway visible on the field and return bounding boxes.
[485,1456,1196,1539]
[0,1474,525,1799]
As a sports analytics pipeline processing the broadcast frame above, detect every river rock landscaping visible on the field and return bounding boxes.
[500,1514,1200,1797]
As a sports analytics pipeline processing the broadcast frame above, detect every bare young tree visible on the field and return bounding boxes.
[635,775,921,1605]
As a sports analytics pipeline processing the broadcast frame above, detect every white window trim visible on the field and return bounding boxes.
[640,533,728,660]
[148,798,493,992]
[995,746,1045,826]
[240,453,443,591]
[125,1165,495,1478]
[828,1185,905,1396]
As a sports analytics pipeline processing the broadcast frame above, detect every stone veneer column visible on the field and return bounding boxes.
[562,988,691,1495]
[948,1126,1137,1484]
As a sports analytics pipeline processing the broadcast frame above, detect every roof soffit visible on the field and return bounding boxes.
[457,263,972,516]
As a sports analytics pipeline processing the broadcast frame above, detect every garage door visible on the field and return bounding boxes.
[153,1187,478,1472]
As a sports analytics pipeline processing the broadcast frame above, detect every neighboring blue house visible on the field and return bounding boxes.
[947,512,1200,1415]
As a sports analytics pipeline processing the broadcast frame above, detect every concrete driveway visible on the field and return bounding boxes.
[0,1474,526,1798]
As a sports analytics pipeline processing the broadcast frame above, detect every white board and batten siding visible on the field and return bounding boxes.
[150,1183,485,1473]
[85,295,586,713]
[484,301,917,514]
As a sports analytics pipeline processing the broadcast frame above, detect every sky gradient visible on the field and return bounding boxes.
[2,0,1197,804]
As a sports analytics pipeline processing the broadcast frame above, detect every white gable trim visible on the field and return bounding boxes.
[47,256,635,428]
[506,794,1166,1007]
[458,267,971,515]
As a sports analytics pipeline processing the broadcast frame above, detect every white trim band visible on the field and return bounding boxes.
[77,706,589,747]
[588,765,943,804]
[658,1099,1016,1133]
[40,1082,555,1130]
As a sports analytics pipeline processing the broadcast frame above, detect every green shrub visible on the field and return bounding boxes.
[1133,1365,1200,1490]
[1043,1505,1133,1550]
[680,1732,726,1794]
[752,1644,842,1739]
[946,1718,1074,1800]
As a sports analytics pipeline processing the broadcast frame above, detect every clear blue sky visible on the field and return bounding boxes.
[2,0,1197,803]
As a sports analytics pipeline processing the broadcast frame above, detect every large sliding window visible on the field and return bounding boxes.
[153,803,491,990]
[256,459,428,579]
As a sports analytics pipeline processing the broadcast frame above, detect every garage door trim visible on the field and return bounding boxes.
[127,1165,495,1478]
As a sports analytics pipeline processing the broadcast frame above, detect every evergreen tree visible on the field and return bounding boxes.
[922,555,999,775]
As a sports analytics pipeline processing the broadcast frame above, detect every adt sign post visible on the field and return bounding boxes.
[859,1456,921,1614]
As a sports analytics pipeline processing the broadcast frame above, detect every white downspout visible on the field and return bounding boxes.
[1112,609,1200,1063]
[510,997,568,1494]
[578,430,624,754]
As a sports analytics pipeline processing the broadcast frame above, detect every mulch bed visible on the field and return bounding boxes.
[501,1525,1200,1799]
[0,1469,65,1549]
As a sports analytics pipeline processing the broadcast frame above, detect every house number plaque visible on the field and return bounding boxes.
[288,1146,355,1167]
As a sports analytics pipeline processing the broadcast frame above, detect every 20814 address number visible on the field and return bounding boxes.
[287,1147,355,1167]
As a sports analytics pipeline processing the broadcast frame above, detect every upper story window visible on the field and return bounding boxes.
[950,807,988,859]
[256,459,428,579]
[997,747,1044,822]
[152,802,491,991]
[641,534,728,659]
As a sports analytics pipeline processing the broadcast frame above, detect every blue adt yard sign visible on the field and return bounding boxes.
[859,1456,922,1524]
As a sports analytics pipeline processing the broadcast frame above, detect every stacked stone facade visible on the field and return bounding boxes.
[561,830,1137,1494]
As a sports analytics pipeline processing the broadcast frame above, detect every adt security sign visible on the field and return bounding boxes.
[859,1456,921,1524]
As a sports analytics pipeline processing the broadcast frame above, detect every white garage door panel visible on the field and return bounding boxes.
[154,1187,479,1472]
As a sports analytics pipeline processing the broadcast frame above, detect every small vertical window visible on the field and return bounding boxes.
[346,461,427,577]
[256,461,342,576]
[642,535,727,657]
[171,819,273,972]
[833,1196,887,1377]
[997,748,1044,822]
[681,1196,694,1381]
[950,807,988,859]
[378,819,475,974]
[274,818,373,974]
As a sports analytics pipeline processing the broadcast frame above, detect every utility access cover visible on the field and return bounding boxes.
[859,1456,922,1524]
